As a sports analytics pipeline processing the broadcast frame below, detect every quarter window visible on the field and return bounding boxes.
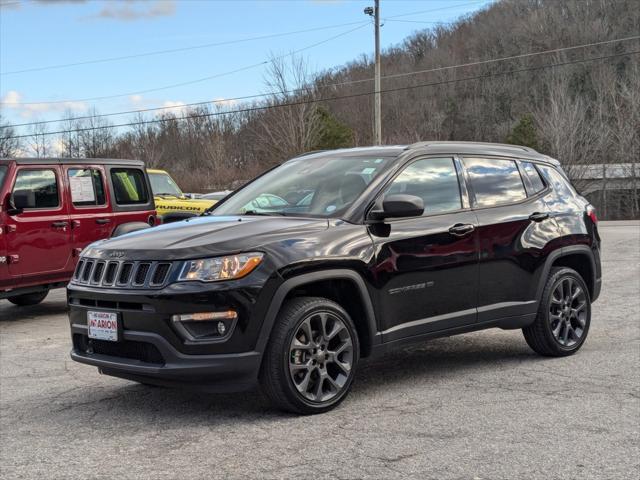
[110,168,149,205]
[68,168,106,206]
[464,157,527,207]
[13,169,59,209]
[520,162,545,194]
[386,158,462,215]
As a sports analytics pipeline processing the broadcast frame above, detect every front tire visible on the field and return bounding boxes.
[260,297,359,414]
[523,267,591,356]
[7,290,49,306]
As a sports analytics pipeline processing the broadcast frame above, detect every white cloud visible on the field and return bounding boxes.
[213,97,237,108]
[1,90,88,118]
[159,100,187,116]
[89,0,176,21]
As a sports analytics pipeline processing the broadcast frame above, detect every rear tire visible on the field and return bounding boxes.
[259,297,359,415]
[7,290,49,306]
[523,267,591,357]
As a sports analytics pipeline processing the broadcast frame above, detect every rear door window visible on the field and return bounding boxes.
[13,169,59,209]
[385,157,462,215]
[68,168,106,206]
[463,157,527,207]
[520,162,546,194]
[110,168,149,205]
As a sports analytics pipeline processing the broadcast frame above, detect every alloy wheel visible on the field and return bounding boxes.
[549,276,588,348]
[288,311,354,403]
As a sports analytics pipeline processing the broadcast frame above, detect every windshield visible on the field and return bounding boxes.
[0,166,6,190]
[149,172,183,197]
[213,154,394,218]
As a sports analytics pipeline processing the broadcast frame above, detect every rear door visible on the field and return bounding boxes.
[370,156,479,341]
[65,165,113,256]
[5,165,72,279]
[463,156,556,322]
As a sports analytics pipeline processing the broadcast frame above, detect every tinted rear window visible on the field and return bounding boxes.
[464,157,527,207]
[110,168,149,205]
[520,162,546,194]
[0,166,6,189]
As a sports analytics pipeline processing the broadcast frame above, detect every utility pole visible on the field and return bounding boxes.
[365,0,382,145]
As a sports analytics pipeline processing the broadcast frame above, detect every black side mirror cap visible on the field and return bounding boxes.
[367,194,424,222]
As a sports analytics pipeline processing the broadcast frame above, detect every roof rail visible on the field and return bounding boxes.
[406,141,538,154]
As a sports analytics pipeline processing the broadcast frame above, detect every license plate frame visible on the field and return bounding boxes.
[87,311,121,342]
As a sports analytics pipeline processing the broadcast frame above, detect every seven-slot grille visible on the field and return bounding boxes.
[72,259,173,289]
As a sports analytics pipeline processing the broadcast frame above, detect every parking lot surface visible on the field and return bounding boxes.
[1,223,638,479]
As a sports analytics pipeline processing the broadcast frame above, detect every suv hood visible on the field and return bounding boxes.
[84,215,329,261]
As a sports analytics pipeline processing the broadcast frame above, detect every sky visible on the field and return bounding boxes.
[0,0,493,136]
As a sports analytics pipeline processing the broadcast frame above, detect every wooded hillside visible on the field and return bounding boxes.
[2,0,638,217]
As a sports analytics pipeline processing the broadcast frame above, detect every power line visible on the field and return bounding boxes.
[0,20,372,76]
[7,35,639,128]
[3,50,636,141]
[1,1,484,75]
[3,23,369,106]
[386,1,485,19]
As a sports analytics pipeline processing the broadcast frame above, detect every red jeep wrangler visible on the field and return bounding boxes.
[0,158,157,306]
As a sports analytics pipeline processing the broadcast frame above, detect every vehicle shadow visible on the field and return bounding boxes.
[50,333,541,427]
[0,300,68,322]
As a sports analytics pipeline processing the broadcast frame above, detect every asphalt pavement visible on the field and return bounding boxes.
[1,222,638,479]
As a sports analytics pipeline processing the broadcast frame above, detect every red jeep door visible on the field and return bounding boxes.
[5,165,72,280]
[65,165,113,256]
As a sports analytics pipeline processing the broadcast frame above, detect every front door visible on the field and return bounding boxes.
[369,156,479,342]
[5,166,72,281]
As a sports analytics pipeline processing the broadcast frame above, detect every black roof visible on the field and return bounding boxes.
[0,157,145,166]
[292,142,559,165]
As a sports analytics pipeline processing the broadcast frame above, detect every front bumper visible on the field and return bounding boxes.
[71,326,261,391]
[67,273,278,391]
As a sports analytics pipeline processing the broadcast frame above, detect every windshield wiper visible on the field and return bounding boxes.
[242,210,287,216]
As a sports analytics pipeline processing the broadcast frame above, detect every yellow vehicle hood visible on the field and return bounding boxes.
[154,196,216,216]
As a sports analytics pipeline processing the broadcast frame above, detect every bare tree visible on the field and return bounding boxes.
[0,115,21,157]
[27,121,50,158]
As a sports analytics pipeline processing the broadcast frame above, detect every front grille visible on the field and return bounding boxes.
[73,334,164,365]
[103,262,118,285]
[133,263,150,285]
[151,263,171,285]
[82,261,94,282]
[92,262,105,283]
[71,258,173,289]
[118,263,133,284]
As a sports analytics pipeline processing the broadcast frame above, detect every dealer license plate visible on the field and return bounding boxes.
[87,311,120,342]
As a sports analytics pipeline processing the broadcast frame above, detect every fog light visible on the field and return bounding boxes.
[171,310,237,341]
[217,321,226,335]
[171,310,237,323]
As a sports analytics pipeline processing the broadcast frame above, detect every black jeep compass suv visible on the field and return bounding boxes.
[68,142,601,414]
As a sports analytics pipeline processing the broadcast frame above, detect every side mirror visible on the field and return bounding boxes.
[367,194,424,222]
[10,190,36,213]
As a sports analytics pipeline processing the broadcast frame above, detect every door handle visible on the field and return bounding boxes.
[51,221,69,228]
[529,212,549,222]
[95,218,111,225]
[448,223,475,237]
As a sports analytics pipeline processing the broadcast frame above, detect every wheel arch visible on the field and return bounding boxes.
[537,246,597,302]
[255,269,379,363]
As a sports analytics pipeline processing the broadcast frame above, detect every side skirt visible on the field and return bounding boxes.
[370,313,536,358]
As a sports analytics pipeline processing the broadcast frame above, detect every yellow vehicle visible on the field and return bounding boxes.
[147,169,217,222]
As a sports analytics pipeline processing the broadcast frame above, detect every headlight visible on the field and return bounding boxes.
[178,253,263,282]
